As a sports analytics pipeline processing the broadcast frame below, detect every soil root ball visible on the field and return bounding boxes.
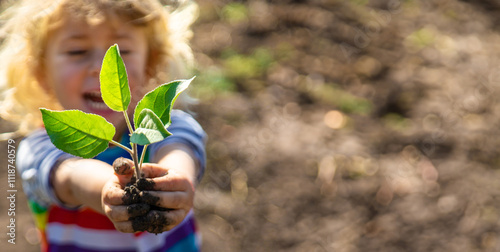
[137,177,155,190]
[123,176,172,233]
[131,210,171,234]
[140,191,160,206]
[122,184,142,205]
[127,203,150,218]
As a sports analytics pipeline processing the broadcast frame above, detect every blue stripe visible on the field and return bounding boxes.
[49,244,136,252]
[160,233,199,252]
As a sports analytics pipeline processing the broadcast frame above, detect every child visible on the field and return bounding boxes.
[0,0,206,251]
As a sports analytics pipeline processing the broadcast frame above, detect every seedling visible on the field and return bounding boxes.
[40,44,194,181]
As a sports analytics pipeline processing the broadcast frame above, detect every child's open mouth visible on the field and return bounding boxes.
[83,91,109,111]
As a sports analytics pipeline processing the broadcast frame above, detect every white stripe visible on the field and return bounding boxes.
[46,224,137,250]
[46,210,196,251]
[135,232,168,252]
[195,231,202,248]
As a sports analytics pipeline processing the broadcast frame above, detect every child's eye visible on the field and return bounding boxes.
[67,50,87,56]
[120,50,131,55]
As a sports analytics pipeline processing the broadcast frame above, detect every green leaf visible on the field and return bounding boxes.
[133,77,194,128]
[100,44,131,112]
[130,109,171,145]
[40,108,116,158]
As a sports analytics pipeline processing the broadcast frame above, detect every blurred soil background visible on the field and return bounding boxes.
[2,0,500,251]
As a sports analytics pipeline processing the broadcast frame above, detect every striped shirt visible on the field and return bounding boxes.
[17,110,207,252]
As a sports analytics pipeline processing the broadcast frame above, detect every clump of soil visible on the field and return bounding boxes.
[114,158,169,234]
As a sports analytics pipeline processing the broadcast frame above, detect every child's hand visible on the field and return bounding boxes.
[101,158,195,233]
[138,162,195,233]
[101,158,143,233]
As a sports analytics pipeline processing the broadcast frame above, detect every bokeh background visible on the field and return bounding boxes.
[3,0,500,251]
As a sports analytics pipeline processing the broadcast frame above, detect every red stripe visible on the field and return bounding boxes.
[48,206,116,230]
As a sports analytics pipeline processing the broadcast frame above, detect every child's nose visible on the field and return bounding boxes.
[89,51,105,77]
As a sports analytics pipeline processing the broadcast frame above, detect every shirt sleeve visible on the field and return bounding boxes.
[148,109,207,182]
[16,129,77,208]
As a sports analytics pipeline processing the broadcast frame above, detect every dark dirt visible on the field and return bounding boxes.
[3,0,500,251]
[116,156,168,233]
[136,177,156,191]
[122,175,169,233]
[126,203,150,218]
[131,210,170,234]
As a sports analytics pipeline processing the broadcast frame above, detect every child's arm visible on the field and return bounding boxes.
[17,129,82,209]
[18,110,206,233]
[51,142,198,233]
[51,158,115,212]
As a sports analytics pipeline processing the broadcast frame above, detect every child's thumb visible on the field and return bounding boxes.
[113,157,135,176]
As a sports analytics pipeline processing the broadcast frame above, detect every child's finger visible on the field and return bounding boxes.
[139,164,193,192]
[102,182,125,205]
[112,221,134,233]
[104,203,150,222]
[150,173,193,192]
[140,163,168,178]
[141,191,192,211]
[113,157,134,176]
[151,209,187,232]
[103,204,130,222]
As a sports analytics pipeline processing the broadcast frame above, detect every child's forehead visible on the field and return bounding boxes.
[49,12,142,37]
[48,18,146,45]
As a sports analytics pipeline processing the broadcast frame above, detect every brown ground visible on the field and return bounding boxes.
[2,0,500,251]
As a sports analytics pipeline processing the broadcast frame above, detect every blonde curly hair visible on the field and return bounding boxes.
[0,0,198,137]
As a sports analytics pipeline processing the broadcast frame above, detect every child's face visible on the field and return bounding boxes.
[42,16,149,133]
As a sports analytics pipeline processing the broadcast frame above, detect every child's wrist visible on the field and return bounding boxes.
[154,143,199,185]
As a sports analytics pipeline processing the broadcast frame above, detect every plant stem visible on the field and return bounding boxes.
[123,111,134,134]
[110,140,133,155]
[132,143,141,179]
[121,111,141,179]
[139,144,148,170]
